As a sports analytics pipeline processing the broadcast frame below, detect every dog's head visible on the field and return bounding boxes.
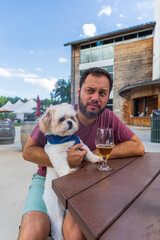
[39,103,79,136]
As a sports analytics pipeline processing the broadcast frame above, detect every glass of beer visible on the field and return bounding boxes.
[95,128,114,171]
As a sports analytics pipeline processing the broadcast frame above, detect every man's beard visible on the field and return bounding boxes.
[78,95,106,119]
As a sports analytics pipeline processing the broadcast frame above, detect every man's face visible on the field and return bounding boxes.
[78,74,110,118]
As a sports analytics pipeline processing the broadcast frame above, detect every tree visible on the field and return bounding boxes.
[51,78,71,103]
[0,97,7,107]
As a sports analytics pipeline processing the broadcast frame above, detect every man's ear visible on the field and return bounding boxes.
[78,86,81,96]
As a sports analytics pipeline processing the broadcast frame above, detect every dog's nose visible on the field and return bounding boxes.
[67,121,73,130]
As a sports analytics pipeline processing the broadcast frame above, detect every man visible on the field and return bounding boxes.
[18,67,144,240]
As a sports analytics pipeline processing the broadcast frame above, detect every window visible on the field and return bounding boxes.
[80,48,91,63]
[138,29,152,38]
[115,36,123,42]
[102,66,114,80]
[133,96,158,117]
[106,99,113,111]
[103,39,114,45]
[91,45,102,62]
[102,45,114,60]
[124,33,137,40]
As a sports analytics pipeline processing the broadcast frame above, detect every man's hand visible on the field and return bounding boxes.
[67,144,87,168]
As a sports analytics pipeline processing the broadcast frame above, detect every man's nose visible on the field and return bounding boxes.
[91,92,100,101]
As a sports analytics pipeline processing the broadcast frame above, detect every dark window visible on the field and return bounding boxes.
[91,42,97,47]
[138,29,152,37]
[81,44,90,50]
[106,99,113,111]
[91,41,102,47]
[115,36,123,42]
[103,39,114,45]
[124,33,137,40]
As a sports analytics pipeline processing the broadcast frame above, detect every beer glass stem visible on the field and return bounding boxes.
[102,156,108,168]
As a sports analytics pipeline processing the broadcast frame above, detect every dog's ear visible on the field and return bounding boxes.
[39,109,54,134]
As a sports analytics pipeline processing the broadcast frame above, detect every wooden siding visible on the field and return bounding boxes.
[114,38,153,115]
[71,45,80,103]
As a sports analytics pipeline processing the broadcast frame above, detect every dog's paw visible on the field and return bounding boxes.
[68,168,76,174]
[91,155,103,163]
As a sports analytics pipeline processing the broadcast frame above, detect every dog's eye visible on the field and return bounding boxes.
[59,117,65,122]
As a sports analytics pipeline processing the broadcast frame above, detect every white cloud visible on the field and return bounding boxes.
[58,58,67,63]
[36,67,42,72]
[98,6,112,17]
[0,67,57,91]
[24,77,57,91]
[0,68,12,77]
[0,67,37,79]
[119,14,127,18]
[116,23,123,28]
[80,24,97,37]
[136,1,154,12]
[137,16,143,20]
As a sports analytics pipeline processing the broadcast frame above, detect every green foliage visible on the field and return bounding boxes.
[14,122,21,126]
[51,78,71,103]
[0,97,7,107]
[0,113,16,120]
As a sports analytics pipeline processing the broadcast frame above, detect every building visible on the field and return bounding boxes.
[64,0,160,127]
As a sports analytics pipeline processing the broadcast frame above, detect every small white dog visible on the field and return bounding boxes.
[39,103,102,240]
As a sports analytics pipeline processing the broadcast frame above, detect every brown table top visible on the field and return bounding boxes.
[52,152,160,240]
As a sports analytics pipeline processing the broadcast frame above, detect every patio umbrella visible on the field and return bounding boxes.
[0,108,13,113]
[36,95,41,116]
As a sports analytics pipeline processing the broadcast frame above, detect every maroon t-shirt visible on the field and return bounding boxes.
[31,107,134,177]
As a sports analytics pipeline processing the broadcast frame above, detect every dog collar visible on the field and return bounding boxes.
[46,134,81,145]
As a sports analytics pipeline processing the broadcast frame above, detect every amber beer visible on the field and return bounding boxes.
[96,144,113,158]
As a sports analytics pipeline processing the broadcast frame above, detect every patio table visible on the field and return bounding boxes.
[52,152,160,240]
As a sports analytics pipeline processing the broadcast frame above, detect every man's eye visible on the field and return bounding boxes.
[86,89,92,93]
[59,117,65,122]
[100,92,106,97]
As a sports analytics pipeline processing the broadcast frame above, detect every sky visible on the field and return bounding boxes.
[0,0,155,100]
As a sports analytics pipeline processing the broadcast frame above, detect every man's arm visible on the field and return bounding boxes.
[23,137,53,167]
[109,134,145,159]
[93,134,145,159]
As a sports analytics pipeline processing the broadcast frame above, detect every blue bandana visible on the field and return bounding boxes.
[46,134,81,146]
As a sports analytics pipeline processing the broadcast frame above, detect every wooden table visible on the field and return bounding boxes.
[52,153,160,240]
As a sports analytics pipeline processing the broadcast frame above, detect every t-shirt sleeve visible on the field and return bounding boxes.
[110,111,135,145]
[30,123,47,147]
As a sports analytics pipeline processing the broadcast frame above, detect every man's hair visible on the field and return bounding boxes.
[79,67,113,93]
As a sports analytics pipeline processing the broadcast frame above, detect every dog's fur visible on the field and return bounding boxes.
[39,103,102,240]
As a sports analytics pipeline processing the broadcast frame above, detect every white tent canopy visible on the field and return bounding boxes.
[15,99,36,114]
[0,98,37,121]
[1,100,14,110]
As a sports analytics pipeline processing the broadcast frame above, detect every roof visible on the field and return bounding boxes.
[64,21,155,47]
[118,79,160,96]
